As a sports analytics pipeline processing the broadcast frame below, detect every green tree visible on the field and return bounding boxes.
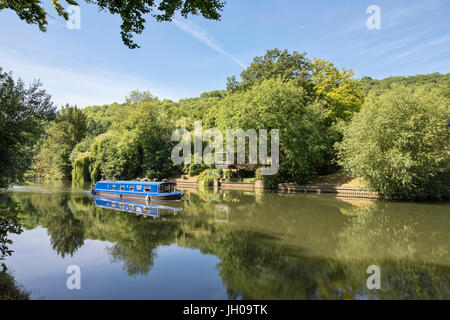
[125,90,157,105]
[0,202,23,272]
[311,58,363,122]
[0,0,226,49]
[87,101,176,180]
[359,73,450,97]
[227,49,313,93]
[215,78,332,184]
[0,68,55,187]
[337,86,450,200]
[35,105,87,179]
[225,49,363,124]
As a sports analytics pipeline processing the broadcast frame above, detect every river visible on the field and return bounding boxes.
[1,182,449,299]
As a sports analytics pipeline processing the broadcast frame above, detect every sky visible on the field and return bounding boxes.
[0,0,449,107]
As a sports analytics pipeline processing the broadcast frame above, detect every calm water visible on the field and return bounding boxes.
[1,182,449,300]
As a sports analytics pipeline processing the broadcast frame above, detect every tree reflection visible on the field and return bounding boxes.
[45,210,85,258]
[11,188,450,299]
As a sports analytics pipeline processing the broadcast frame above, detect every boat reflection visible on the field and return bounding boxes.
[93,196,182,218]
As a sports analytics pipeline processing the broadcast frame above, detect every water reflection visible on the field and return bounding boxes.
[93,196,182,218]
[2,185,449,299]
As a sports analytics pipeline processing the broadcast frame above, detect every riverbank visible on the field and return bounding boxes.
[0,271,29,300]
[174,173,381,199]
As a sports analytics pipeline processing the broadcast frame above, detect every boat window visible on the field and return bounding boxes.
[144,186,151,192]
[129,186,135,191]
[161,184,171,193]
[120,185,124,191]
[112,185,116,190]
[144,207,151,213]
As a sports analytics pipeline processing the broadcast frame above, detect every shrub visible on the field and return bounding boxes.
[197,174,214,188]
[337,86,450,200]
[222,169,232,180]
[189,163,209,177]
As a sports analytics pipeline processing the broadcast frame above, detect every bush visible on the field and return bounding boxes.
[338,86,450,200]
[189,163,209,177]
[197,174,214,188]
[255,166,289,189]
[222,169,232,180]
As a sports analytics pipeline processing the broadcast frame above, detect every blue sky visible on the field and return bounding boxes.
[0,0,449,107]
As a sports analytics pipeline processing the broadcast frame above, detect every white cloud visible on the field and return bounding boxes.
[172,18,246,69]
[0,49,185,108]
[388,34,450,61]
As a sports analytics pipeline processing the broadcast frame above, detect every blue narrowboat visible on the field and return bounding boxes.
[91,180,183,201]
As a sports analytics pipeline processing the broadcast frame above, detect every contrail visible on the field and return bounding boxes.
[172,18,246,69]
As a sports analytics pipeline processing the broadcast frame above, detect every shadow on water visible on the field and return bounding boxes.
[1,183,449,299]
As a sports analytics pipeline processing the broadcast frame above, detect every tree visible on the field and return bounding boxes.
[359,73,450,96]
[125,90,156,105]
[337,85,450,200]
[86,101,176,180]
[226,49,313,93]
[0,0,226,49]
[0,202,23,272]
[225,49,363,124]
[35,104,87,179]
[0,67,55,187]
[311,58,363,122]
[215,78,332,184]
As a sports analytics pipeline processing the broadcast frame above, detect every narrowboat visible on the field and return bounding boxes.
[91,180,183,201]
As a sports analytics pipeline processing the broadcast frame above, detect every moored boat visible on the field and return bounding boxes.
[91,180,183,201]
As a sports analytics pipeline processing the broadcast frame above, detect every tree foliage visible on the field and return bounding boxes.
[227,49,313,93]
[0,202,23,272]
[125,89,156,105]
[71,101,178,182]
[0,67,55,187]
[16,47,447,200]
[359,72,449,97]
[337,86,450,199]
[215,78,333,184]
[0,0,226,48]
[226,49,363,124]
[34,105,87,179]
[311,58,363,122]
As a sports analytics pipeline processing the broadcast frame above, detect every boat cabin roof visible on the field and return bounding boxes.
[96,180,175,186]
